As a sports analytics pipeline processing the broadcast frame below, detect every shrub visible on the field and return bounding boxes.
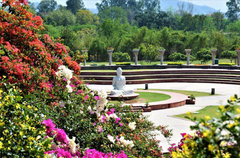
[116,62,131,65]
[167,62,183,65]
[113,52,131,62]
[196,49,212,63]
[219,63,235,66]
[0,83,51,157]
[169,95,240,157]
[221,50,237,63]
[169,53,186,61]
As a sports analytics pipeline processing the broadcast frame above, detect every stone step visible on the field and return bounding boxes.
[79,74,240,80]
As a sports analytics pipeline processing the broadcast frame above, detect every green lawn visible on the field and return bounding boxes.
[175,106,240,121]
[138,89,216,97]
[109,92,171,104]
[82,58,236,66]
[135,92,171,103]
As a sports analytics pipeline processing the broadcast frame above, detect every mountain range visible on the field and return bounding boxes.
[31,0,218,15]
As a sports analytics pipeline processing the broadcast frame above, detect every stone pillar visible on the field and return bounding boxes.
[236,50,240,66]
[107,50,113,65]
[159,49,165,65]
[211,50,217,65]
[81,50,88,66]
[185,49,191,65]
[133,49,140,65]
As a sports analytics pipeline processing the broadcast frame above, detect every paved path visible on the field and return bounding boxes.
[88,83,240,152]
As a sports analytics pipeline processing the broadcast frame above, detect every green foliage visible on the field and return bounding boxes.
[66,0,85,14]
[76,9,100,25]
[139,44,159,63]
[116,62,131,65]
[226,0,239,22]
[167,62,183,65]
[170,95,240,157]
[221,50,237,63]
[0,83,51,157]
[46,9,76,26]
[113,52,131,62]
[37,0,57,14]
[219,63,236,66]
[196,49,212,63]
[169,52,186,61]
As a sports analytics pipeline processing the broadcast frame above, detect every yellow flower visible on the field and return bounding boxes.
[230,96,236,102]
[224,152,231,158]
[205,116,211,120]
[203,130,210,138]
[228,123,234,128]
[0,142,3,149]
[237,108,240,113]
[208,144,214,152]
[186,111,191,115]
[15,103,20,109]
[3,76,6,78]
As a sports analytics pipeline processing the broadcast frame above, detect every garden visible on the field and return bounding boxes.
[1,1,240,158]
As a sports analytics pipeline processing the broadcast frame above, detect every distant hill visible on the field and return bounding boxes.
[31,0,218,15]
[160,0,218,15]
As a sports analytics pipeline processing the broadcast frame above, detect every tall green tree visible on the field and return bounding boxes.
[66,0,85,14]
[226,0,239,22]
[211,11,225,31]
[37,0,57,14]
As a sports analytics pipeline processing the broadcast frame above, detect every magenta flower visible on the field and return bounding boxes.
[94,96,100,100]
[119,123,123,126]
[97,126,103,133]
[93,123,96,126]
[85,95,89,100]
[115,117,121,124]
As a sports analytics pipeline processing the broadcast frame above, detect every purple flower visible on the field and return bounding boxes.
[93,123,96,126]
[97,126,103,133]
[119,123,123,126]
[94,96,100,100]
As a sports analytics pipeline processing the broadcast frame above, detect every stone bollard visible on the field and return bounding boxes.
[236,50,240,66]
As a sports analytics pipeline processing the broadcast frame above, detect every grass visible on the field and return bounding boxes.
[174,106,240,121]
[135,92,171,103]
[109,92,171,104]
[138,89,216,97]
[82,58,236,66]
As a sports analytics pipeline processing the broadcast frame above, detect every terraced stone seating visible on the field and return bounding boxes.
[80,69,240,85]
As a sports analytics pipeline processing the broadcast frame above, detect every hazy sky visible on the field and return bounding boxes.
[30,0,229,12]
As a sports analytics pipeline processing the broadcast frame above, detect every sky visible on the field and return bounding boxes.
[30,0,229,12]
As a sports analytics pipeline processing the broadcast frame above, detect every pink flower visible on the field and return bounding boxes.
[97,126,103,133]
[119,123,123,126]
[94,96,100,100]
[55,129,68,144]
[85,95,89,100]
[93,123,96,126]
[107,108,115,115]
[115,117,121,124]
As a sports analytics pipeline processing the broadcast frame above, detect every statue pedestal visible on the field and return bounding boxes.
[107,93,139,101]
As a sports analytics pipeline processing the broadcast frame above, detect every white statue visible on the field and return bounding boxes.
[110,67,134,95]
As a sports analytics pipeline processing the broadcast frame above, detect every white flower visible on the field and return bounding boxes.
[105,114,110,121]
[57,65,73,80]
[98,89,107,99]
[107,135,115,144]
[68,136,77,154]
[59,101,65,107]
[88,106,92,111]
[119,136,134,148]
[128,122,136,130]
[66,84,73,93]
[109,113,118,119]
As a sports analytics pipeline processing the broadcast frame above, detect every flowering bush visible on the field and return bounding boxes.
[0,0,80,93]
[0,1,173,157]
[0,82,51,157]
[169,95,240,158]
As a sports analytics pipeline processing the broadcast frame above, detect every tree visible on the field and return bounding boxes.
[221,50,237,63]
[169,52,186,61]
[76,9,99,25]
[226,0,239,22]
[196,49,212,63]
[211,11,225,31]
[37,0,57,14]
[66,0,85,14]
[46,9,76,26]
[98,6,128,23]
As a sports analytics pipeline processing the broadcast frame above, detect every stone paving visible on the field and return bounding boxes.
[88,82,240,152]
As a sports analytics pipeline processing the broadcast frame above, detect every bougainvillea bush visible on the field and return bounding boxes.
[0,0,173,157]
[169,95,240,158]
